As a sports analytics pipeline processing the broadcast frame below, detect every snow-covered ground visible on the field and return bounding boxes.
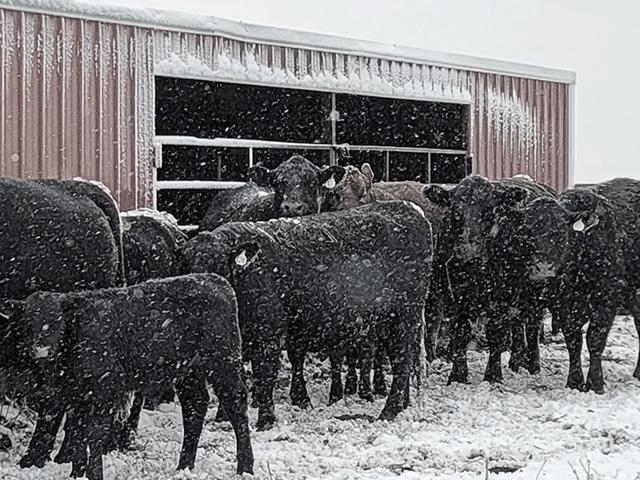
[2,316,640,480]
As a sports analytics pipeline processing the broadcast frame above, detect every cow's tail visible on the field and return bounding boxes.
[412,308,428,394]
[72,179,126,286]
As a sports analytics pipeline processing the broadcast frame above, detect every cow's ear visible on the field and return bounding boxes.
[233,242,261,269]
[248,163,272,187]
[423,184,451,208]
[495,184,528,206]
[570,211,601,233]
[318,166,346,190]
[361,163,375,187]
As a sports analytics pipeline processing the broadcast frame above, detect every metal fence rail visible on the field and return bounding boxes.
[154,135,469,193]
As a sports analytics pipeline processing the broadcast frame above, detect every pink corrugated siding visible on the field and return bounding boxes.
[0,8,154,209]
[470,72,569,191]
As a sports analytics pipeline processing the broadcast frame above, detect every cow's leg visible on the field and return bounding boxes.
[508,319,526,373]
[344,351,358,396]
[525,305,544,375]
[627,294,640,381]
[20,401,65,468]
[372,344,387,396]
[252,348,280,431]
[424,300,445,363]
[328,352,344,405]
[358,346,374,403]
[447,313,472,385]
[288,347,311,408]
[84,411,114,480]
[68,409,90,479]
[209,364,254,475]
[563,318,585,390]
[117,391,144,450]
[484,311,510,383]
[550,305,563,336]
[175,376,208,471]
[378,339,412,420]
[585,306,615,394]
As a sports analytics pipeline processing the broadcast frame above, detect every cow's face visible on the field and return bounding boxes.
[23,292,66,363]
[321,164,374,212]
[250,156,345,217]
[522,198,571,281]
[424,175,527,263]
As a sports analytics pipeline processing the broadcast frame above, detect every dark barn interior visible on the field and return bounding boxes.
[155,76,470,224]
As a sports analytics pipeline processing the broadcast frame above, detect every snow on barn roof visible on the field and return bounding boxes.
[3,0,576,84]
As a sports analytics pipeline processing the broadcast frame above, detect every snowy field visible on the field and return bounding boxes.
[2,316,640,480]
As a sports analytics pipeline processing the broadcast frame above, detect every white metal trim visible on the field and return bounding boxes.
[1,0,576,84]
[567,83,576,188]
[157,180,245,190]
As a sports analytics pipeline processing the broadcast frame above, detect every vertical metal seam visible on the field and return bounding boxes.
[79,19,85,177]
[115,23,121,206]
[20,11,26,177]
[40,14,47,177]
[0,9,5,177]
[59,16,66,178]
[97,22,103,180]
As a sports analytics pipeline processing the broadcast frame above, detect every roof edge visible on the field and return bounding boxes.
[1,0,577,84]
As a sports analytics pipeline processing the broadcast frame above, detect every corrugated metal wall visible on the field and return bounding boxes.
[154,29,570,191]
[0,6,571,210]
[0,8,155,210]
[469,72,568,192]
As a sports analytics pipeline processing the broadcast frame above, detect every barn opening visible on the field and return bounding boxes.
[155,76,471,225]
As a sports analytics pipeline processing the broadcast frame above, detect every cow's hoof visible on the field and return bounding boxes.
[566,373,585,391]
[508,356,524,373]
[447,369,468,385]
[214,406,229,423]
[377,405,401,422]
[256,414,276,432]
[527,361,541,375]
[359,391,374,403]
[373,376,387,396]
[584,378,605,395]
[291,396,311,409]
[20,453,50,469]
[53,449,72,465]
[483,370,503,384]
[344,376,357,396]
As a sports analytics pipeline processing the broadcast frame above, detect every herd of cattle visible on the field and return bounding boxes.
[1,155,639,480]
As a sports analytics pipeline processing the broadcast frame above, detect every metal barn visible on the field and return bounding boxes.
[0,0,576,222]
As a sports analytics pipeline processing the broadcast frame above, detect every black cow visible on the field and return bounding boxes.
[183,201,433,430]
[12,274,253,480]
[522,179,640,392]
[200,183,276,231]
[0,177,124,469]
[249,155,346,217]
[423,174,557,384]
[122,209,187,285]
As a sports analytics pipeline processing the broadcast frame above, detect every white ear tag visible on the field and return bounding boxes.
[323,175,336,189]
[489,223,500,238]
[235,250,248,267]
[572,219,585,232]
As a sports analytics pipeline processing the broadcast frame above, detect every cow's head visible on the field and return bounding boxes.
[22,292,67,363]
[182,227,263,282]
[521,197,571,282]
[424,175,528,263]
[522,189,611,283]
[321,164,375,212]
[249,155,346,217]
